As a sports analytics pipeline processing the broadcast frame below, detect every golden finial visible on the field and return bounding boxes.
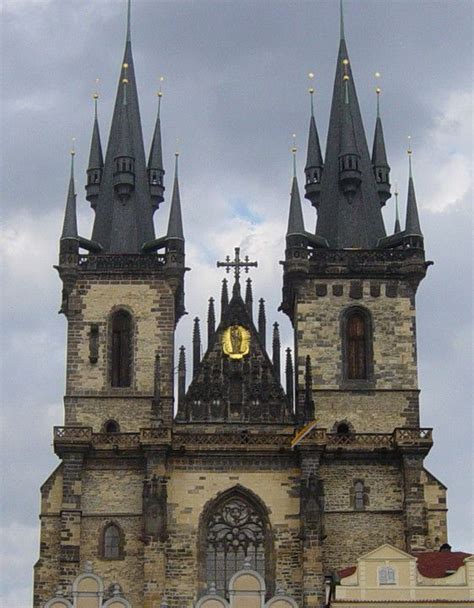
[375,72,381,117]
[308,72,315,116]
[156,76,164,118]
[343,59,350,82]
[93,78,100,118]
[70,137,76,156]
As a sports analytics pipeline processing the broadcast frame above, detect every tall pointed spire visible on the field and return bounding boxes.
[394,182,401,233]
[85,89,104,207]
[192,317,201,379]
[220,279,229,321]
[178,345,186,407]
[245,278,253,320]
[304,74,324,208]
[287,147,306,244]
[166,153,184,242]
[126,0,131,43]
[340,0,345,41]
[371,76,391,206]
[313,6,386,249]
[207,297,216,348]
[90,0,156,253]
[148,78,165,208]
[272,323,281,382]
[285,348,294,408]
[258,298,266,349]
[61,145,79,248]
[405,143,423,239]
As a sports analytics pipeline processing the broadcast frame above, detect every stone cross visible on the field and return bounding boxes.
[217,247,258,283]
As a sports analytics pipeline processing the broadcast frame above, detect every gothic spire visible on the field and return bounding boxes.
[220,279,229,322]
[272,322,281,382]
[245,278,253,320]
[192,317,201,379]
[90,0,156,253]
[166,153,184,242]
[394,182,401,233]
[178,345,186,407]
[61,147,78,248]
[286,148,306,244]
[207,297,216,348]
[85,93,104,207]
[371,82,391,206]
[285,348,294,408]
[405,145,423,238]
[258,298,266,349]
[148,81,165,208]
[304,77,324,207]
[314,7,386,249]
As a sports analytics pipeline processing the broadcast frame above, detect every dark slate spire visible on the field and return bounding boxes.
[178,346,186,407]
[394,182,401,233]
[60,149,79,251]
[405,148,423,238]
[287,150,306,244]
[371,86,391,206]
[258,298,266,349]
[166,153,184,242]
[207,297,216,348]
[148,85,165,209]
[220,279,229,322]
[314,7,386,249]
[90,0,156,253]
[285,348,294,408]
[272,322,281,382]
[245,278,253,320]
[303,355,315,422]
[192,317,201,378]
[304,83,324,208]
[85,94,104,207]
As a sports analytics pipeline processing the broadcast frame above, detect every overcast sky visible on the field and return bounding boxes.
[1,0,472,605]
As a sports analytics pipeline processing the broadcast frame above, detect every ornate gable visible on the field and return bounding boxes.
[177,283,292,424]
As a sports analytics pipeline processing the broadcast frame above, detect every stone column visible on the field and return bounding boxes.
[59,451,84,586]
[299,448,325,608]
[143,450,168,608]
[401,453,428,552]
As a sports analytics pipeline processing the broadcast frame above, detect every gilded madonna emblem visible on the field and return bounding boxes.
[222,325,250,359]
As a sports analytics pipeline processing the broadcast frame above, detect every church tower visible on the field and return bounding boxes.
[35,3,450,608]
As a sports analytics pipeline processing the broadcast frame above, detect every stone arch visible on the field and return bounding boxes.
[44,599,72,608]
[197,484,275,599]
[229,567,266,608]
[72,566,104,608]
[265,596,299,608]
[99,521,125,560]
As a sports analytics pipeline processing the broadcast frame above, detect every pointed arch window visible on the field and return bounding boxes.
[110,310,132,387]
[200,490,273,598]
[342,307,373,382]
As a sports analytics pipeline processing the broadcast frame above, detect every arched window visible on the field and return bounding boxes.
[103,420,120,434]
[101,523,123,560]
[336,422,351,436]
[342,308,372,381]
[354,481,365,511]
[200,489,273,598]
[110,310,132,387]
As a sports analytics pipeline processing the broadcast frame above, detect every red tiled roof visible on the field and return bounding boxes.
[414,551,471,578]
[338,551,472,580]
[338,566,357,579]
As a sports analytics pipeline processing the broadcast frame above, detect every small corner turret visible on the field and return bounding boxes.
[85,92,104,207]
[148,80,165,209]
[371,80,391,207]
[304,75,324,208]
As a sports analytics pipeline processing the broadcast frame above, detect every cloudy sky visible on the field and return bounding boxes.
[1,0,472,605]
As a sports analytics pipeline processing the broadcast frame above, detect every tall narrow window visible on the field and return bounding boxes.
[354,481,365,511]
[111,310,132,387]
[343,308,372,381]
[379,565,396,585]
[102,523,122,559]
[204,493,270,597]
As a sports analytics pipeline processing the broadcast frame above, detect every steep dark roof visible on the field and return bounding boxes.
[87,107,104,172]
[372,116,388,168]
[314,37,386,249]
[415,552,471,578]
[61,155,78,240]
[405,175,422,236]
[148,99,164,173]
[305,114,324,171]
[286,176,306,237]
[166,155,184,241]
[90,30,156,253]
